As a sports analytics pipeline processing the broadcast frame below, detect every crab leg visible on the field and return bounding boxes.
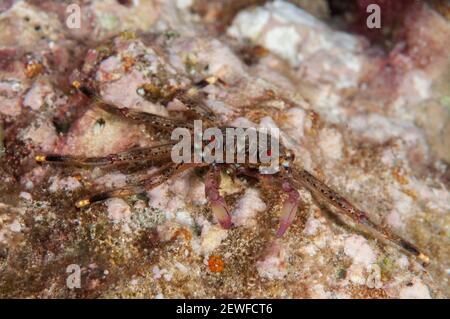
[289,168,430,265]
[74,84,194,133]
[76,80,223,133]
[276,181,300,237]
[35,142,175,168]
[205,165,232,229]
[175,79,221,123]
[75,162,197,208]
[95,101,194,133]
[74,186,145,208]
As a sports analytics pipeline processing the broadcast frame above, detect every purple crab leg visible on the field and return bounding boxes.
[276,181,300,237]
[205,165,232,229]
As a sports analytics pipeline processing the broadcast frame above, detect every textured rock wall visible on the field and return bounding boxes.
[0,0,448,298]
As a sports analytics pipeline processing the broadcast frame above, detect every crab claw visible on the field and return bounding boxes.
[210,197,232,229]
[276,182,300,237]
[205,166,232,229]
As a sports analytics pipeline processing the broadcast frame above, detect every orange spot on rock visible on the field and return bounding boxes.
[265,89,275,98]
[401,188,417,200]
[392,167,409,185]
[122,55,135,72]
[170,227,192,242]
[25,61,44,78]
[208,255,224,273]
[72,80,81,89]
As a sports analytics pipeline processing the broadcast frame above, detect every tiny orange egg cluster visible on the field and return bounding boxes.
[208,255,224,273]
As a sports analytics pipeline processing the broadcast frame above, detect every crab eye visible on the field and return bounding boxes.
[282,160,290,168]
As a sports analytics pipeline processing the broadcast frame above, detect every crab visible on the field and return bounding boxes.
[35,76,430,266]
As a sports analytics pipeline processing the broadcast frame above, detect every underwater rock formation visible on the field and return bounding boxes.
[0,0,449,298]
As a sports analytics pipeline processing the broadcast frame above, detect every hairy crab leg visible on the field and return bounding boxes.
[288,168,430,265]
[35,142,175,168]
[95,101,194,133]
[76,80,224,133]
[74,186,145,208]
[74,84,194,133]
[276,181,300,237]
[75,162,198,208]
[174,77,225,124]
[205,165,232,229]
[81,76,220,126]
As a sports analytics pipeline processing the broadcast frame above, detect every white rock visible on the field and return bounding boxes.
[318,128,343,161]
[232,188,266,227]
[102,69,168,117]
[176,0,193,10]
[230,117,257,128]
[106,198,131,224]
[175,262,188,274]
[398,70,432,106]
[206,100,233,115]
[399,279,431,299]
[346,263,366,285]
[264,26,301,66]
[95,172,127,188]
[152,266,162,279]
[188,180,207,206]
[309,284,332,298]
[9,220,21,233]
[147,183,170,210]
[256,241,287,280]
[303,215,322,236]
[303,244,317,256]
[386,210,405,230]
[175,211,193,227]
[228,0,365,87]
[284,107,309,140]
[165,197,186,216]
[170,176,190,198]
[19,192,32,201]
[258,116,279,130]
[19,118,58,153]
[227,7,270,41]
[196,39,245,80]
[48,176,81,193]
[163,272,172,282]
[23,81,54,110]
[344,235,377,266]
[396,255,410,269]
[96,56,121,82]
[200,224,228,255]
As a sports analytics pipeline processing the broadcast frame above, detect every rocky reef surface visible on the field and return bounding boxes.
[0,0,449,298]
